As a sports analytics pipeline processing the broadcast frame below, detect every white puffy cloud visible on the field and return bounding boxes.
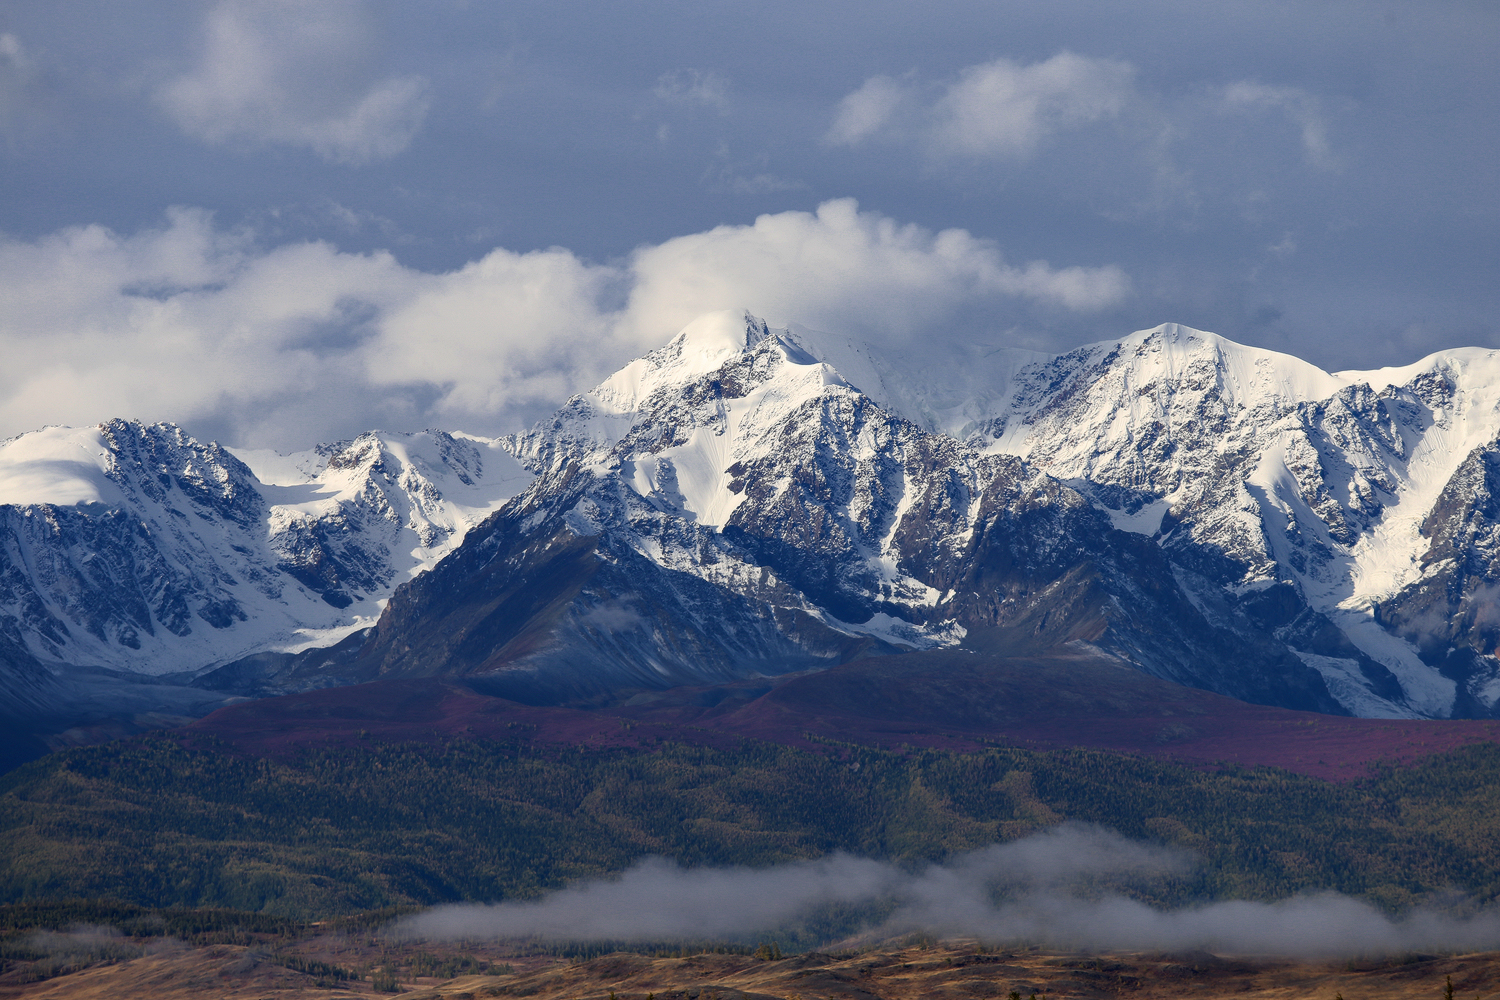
[0,208,420,445]
[1224,82,1339,171]
[0,200,1130,449]
[827,74,912,146]
[156,0,430,165]
[828,52,1136,159]
[624,198,1131,342]
[370,248,622,420]
[932,52,1135,158]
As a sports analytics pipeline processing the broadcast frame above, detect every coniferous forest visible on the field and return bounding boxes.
[3,731,1498,920]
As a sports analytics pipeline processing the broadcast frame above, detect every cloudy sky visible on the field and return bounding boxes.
[1,1,1495,449]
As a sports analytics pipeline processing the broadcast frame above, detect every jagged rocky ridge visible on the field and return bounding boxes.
[0,421,531,681]
[3,312,1499,721]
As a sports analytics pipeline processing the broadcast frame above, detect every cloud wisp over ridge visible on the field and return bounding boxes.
[1222,82,1340,172]
[829,52,1136,161]
[654,69,730,115]
[397,826,1500,958]
[827,50,1344,182]
[0,200,1128,450]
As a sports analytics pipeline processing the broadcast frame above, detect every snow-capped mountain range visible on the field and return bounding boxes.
[3,311,1498,722]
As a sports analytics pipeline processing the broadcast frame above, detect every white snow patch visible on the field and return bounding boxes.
[1338,349,1500,608]
[823,610,966,649]
[1333,611,1457,718]
[663,425,739,528]
[1292,651,1415,719]
[1101,498,1170,536]
[1473,668,1500,712]
[229,446,326,486]
[275,615,381,655]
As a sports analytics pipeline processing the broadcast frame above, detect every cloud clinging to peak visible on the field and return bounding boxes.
[157,0,430,164]
[0,200,1130,449]
[623,198,1131,343]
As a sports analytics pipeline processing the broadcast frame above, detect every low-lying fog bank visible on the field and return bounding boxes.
[395,825,1500,958]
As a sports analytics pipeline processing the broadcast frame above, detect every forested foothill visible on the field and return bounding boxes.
[4,727,1499,919]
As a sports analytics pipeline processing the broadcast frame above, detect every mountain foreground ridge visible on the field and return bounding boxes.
[3,310,1499,741]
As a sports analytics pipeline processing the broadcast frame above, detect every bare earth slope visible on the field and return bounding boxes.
[5,940,1500,1000]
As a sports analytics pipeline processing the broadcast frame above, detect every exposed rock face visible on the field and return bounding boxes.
[1377,441,1500,715]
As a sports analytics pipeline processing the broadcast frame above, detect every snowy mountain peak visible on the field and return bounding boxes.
[239,428,531,576]
[0,424,124,507]
[512,311,851,477]
[669,308,774,363]
[0,420,260,515]
[1117,323,1349,404]
[988,323,1347,451]
[592,310,780,415]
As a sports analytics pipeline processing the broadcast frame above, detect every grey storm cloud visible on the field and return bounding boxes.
[0,0,1494,446]
[396,825,1500,957]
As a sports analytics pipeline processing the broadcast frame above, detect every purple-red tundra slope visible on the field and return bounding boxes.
[184,649,1500,782]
